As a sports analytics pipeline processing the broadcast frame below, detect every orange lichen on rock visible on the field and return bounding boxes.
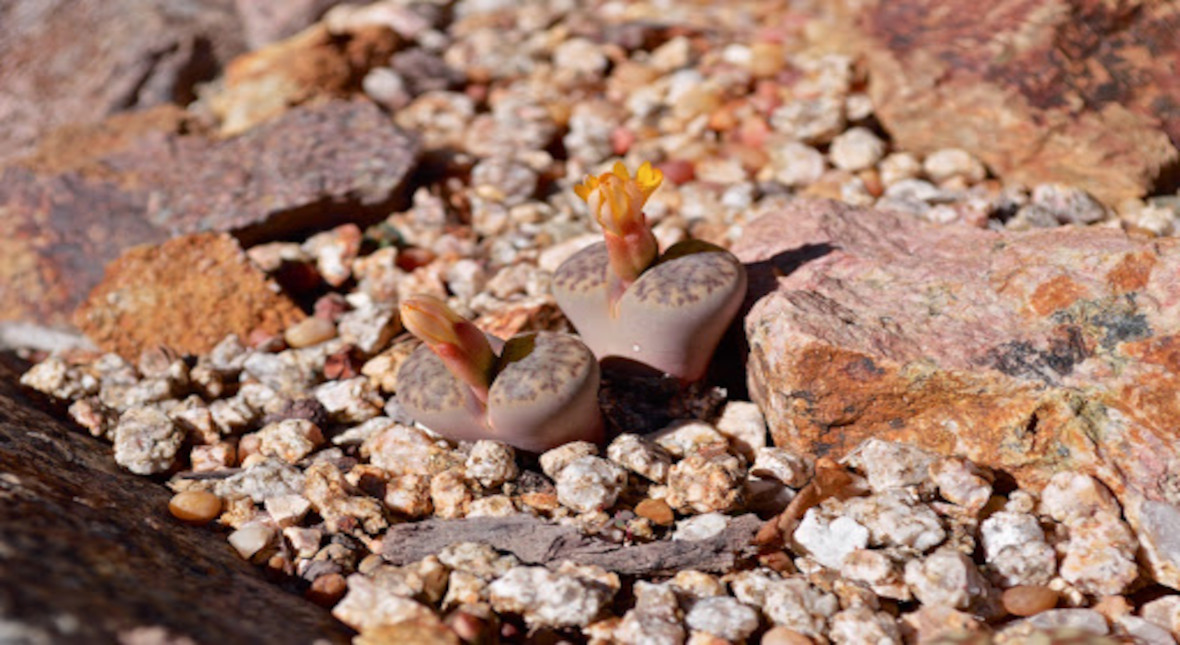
[1029,275,1089,317]
[1105,250,1157,293]
[74,232,304,359]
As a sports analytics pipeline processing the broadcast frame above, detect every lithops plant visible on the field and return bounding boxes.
[395,295,603,453]
[553,162,747,381]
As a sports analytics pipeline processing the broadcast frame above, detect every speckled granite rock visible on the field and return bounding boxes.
[95,98,418,243]
[825,0,1180,204]
[0,0,246,165]
[735,198,1180,587]
[0,356,350,643]
[0,99,418,328]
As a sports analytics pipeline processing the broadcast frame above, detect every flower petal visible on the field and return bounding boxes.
[400,295,463,347]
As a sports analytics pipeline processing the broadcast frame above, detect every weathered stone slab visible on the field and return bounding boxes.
[734,198,1180,586]
[0,99,418,328]
[0,356,351,643]
[825,0,1180,204]
[382,514,762,577]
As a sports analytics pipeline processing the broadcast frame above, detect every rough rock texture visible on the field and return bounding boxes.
[735,198,1180,586]
[74,232,305,359]
[13,104,202,177]
[235,0,345,49]
[0,99,418,327]
[382,514,763,576]
[210,22,401,136]
[89,98,417,242]
[829,0,1180,204]
[0,356,350,643]
[0,0,246,165]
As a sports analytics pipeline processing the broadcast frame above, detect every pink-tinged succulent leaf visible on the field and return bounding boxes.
[396,299,603,452]
[616,240,746,381]
[551,243,614,355]
[399,295,496,402]
[553,239,746,382]
[487,332,602,453]
[395,342,490,442]
[560,162,747,381]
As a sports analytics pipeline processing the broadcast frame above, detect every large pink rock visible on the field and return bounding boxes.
[825,0,1180,204]
[235,0,346,49]
[734,198,1180,587]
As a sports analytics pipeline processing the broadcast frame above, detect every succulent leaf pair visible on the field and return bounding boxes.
[555,162,747,382]
[396,296,602,453]
[395,162,746,451]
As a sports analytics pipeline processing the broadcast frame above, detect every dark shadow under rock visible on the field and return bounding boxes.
[598,366,728,438]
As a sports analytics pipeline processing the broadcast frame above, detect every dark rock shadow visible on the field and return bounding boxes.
[598,360,727,439]
[743,243,838,306]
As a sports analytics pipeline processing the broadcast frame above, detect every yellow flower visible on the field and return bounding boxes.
[574,161,663,236]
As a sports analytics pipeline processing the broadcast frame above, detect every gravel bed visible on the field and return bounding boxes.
[16,0,1180,642]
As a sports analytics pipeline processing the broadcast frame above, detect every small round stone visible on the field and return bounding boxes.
[762,626,816,645]
[1002,585,1059,617]
[748,42,785,78]
[227,522,275,560]
[685,596,760,641]
[306,572,348,607]
[770,141,826,188]
[829,127,886,172]
[363,67,411,110]
[658,159,695,185]
[354,620,460,645]
[168,490,223,525]
[924,148,986,184]
[447,611,491,643]
[555,456,627,513]
[284,316,337,348]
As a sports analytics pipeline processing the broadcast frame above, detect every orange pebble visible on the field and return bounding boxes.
[635,498,675,526]
[762,626,815,645]
[168,490,223,525]
[657,159,695,185]
[1001,585,1059,617]
[306,572,348,607]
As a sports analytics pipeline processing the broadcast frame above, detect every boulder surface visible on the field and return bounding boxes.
[0,356,351,643]
[735,198,1180,586]
[825,0,1180,204]
[0,99,418,328]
